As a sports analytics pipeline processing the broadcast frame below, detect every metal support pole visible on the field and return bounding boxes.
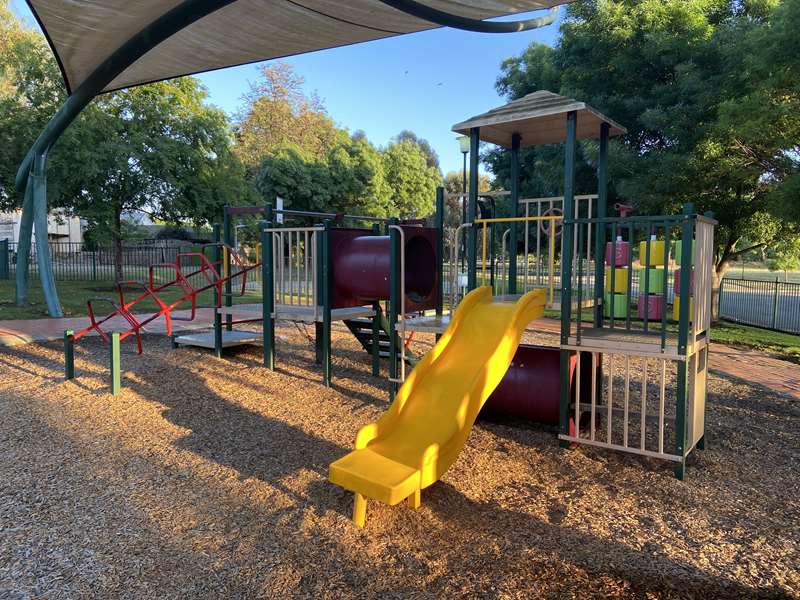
[674,203,695,479]
[435,186,445,318]
[31,153,63,316]
[110,332,121,396]
[509,133,521,294]
[594,123,610,327]
[371,302,381,377]
[559,111,578,448]
[389,218,400,399]
[467,127,480,290]
[14,182,34,305]
[212,223,223,358]
[223,206,233,331]
[64,329,74,380]
[321,221,332,387]
[261,213,275,370]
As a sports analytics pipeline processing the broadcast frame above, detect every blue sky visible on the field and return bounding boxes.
[11,1,562,175]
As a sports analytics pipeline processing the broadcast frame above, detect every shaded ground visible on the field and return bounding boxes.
[0,323,797,599]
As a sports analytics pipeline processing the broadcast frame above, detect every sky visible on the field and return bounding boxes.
[10,2,562,175]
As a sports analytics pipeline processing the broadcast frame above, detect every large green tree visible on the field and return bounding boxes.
[1,2,248,281]
[491,0,800,286]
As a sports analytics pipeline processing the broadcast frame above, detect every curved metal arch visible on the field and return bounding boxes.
[15,0,237,191]
[376,1,560,33]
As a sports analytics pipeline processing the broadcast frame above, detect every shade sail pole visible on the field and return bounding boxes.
[376,1,560,33]
[14,0,238,313]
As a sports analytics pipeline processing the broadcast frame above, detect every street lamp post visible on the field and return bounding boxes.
[457,135,470,275]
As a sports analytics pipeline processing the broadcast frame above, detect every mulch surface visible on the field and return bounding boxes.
[0,323,797,599]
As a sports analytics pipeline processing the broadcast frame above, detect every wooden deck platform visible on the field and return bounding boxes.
[563,326,707,359]
[173,330,262,349]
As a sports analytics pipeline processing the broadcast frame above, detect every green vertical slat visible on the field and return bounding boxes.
[467,127,480,291]
[594,123,609,327]
[559,110,577,447]
[625,223,634,330]
[110,332,121,396]
[609,223,618,328]
[772,278,780,330]
[661,221,670,350]
[643,226,652,332]
[509,133,521,295]
[64,329,74,380]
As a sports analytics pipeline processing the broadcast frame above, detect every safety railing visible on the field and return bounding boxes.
[270,227,321,309]
[719,277,800,334]
[476,215,561,306]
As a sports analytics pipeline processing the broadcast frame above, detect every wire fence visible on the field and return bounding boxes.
[0,241,196,282]
[719,277,800,334]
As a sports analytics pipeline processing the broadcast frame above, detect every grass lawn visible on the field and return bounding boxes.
[0,279,261,320]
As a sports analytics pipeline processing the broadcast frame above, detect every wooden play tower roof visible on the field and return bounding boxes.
[452,90,627,147]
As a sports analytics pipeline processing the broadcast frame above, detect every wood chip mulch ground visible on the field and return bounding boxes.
[0,323,797,599]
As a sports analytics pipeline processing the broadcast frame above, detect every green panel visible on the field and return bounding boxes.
[674,239,696,265]
[637,267,667,295]
[604,293,629,318]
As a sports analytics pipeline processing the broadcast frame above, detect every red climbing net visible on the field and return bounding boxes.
[72,243,260,353]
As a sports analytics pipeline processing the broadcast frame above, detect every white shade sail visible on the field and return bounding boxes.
[27,0,568,94]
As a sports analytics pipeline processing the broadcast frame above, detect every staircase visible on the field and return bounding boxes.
[344,313,417,365]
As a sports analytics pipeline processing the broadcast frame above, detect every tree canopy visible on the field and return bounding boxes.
[490,0,800,280]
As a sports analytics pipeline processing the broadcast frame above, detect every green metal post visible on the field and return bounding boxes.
[0,239,8,280]
[509,133,521,294]
[594,122,610,327]
[223,207,233,331]
[110,332,121,396]
[321,221,332,387]
[559,111,578,447]
[435,186,445,316]
[212,223,223,358]
[31,153,62,316]
[315,226,324,365]
[64,329,74,380]
[467,127,480,290]
[91,249,97,281]
[371,302,381,377]
[674,203,695,479]
[261,212,275,370]
[389,218,400,399]
[14,182,33,305]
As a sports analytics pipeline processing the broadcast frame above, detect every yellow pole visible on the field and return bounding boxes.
[481,221,488,285]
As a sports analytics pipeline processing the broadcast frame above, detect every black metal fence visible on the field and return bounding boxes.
[719,277,800,334]
[0,241,193,282]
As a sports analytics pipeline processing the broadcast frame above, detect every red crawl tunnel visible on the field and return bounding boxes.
[329,227,440,312]
[484,345,597,425]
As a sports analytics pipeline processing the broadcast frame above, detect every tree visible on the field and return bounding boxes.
[492,0,800,291]
[234,62,344,171]
[443,170,490,228]
[393,130,441,173]
[64,78,247,280]
[382,140,440,218]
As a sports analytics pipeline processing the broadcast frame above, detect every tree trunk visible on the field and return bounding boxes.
[113,208,123,283]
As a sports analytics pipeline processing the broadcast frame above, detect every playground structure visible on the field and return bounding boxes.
[55,90,715,530]
[328,90,716,526]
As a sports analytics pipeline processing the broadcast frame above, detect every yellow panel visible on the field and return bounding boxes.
[639,240,665,266]
[604,267,629,293]
[328,287,546,525]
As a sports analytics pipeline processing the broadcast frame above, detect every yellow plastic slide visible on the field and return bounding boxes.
[329,287,546,527]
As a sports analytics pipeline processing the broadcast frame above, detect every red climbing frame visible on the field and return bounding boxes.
[72,243,259,353]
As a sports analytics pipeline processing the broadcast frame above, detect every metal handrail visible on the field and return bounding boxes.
[449,222,473,309]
